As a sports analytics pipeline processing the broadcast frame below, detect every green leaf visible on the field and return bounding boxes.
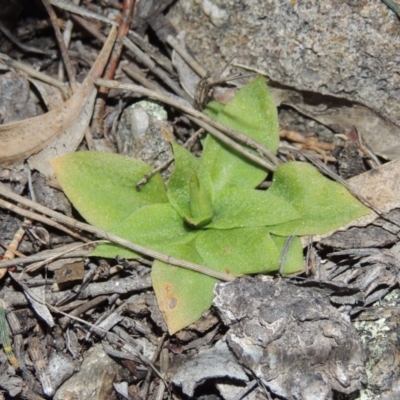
[267,162,371,236]
[91,203,197,259]
[187,172,213,227]
[151,241,218,334]
[168,142,214,227]
[201,76,279,191]
[195,227,280,275]
[208,188,300,229]
[51,151,167,231]
[271,235,304,274]
[203,100,224,120]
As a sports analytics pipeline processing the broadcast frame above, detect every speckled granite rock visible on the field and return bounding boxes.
[168,0,400,127]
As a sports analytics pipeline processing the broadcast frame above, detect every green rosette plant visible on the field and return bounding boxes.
[51,77,370,333]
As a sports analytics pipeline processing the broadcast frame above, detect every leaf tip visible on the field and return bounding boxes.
[49,154,68,175]
[156,281,184,335]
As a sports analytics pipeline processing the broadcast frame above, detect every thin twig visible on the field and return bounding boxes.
[3,221,30,260]
[92,0,135,136]
[102,341,166,386]
[122,65,204,188]
[42,0,78,90]
[17,276,86,327]
[189,116,276,171]
[0,198,90,242]
[122,61,179,101]
[0,238,25,259]
[24,241,99,273]
[351,127,381,168]
[94,78,279,171]
[122,36,190,101]
[0,250,90,270]
[0,21,50,56]
[48,0,190,80]
[2,170,34,273]
[232,63,271,76]
[141,333,168,399]
[71,14,107,43]
[8,271,158,381]
[50,0,117,26]
[50,0,183,84]
[50,0,180,100]
[120,66,276,184]
[136,128,204,189]
[0,183,235,282]
[166,35,206,78]
[128,30,175,75]
[278,145,336,163]
[122,64,165,94]
[0,53,69,99]
[58,0,81,82]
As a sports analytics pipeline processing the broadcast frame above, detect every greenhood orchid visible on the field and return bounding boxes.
[51,77,370,333]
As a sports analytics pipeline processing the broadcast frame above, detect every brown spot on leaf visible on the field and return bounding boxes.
[169,297,177,309]
[165,284,172,292]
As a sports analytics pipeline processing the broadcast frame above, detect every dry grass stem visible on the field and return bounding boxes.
[0,184,235,282]
[0,53,69,98]
[94,78,279,171]
[42,0,77,90]
[122,37,190,101]
[166,35,206,78]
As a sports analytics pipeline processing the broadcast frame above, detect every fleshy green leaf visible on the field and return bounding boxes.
[151,241,217,334]
[271,235,304,274]
[203,100,224,120]
[267,162,371,236]
[195,227,280,275]
[167,142,214,226]
[51,151,167,231]
[187,172,213,227]
[208,188,300,229]
[52,76,371,335]
[91,203,197,259]
[201,76,279,191]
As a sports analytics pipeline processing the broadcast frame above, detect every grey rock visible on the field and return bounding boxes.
[46,352,77,394]
[172,339,248,397]
[33,173,71,216]
[116,100,173,177]
[213,276,367,399]
[321,225,397,249]
[169,0,400,144]
[354,289,400,400]
[54,343,130,400]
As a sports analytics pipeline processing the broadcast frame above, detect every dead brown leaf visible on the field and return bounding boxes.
[29,78,65,110]
[271,86,400,160]
[0,26,117,175]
